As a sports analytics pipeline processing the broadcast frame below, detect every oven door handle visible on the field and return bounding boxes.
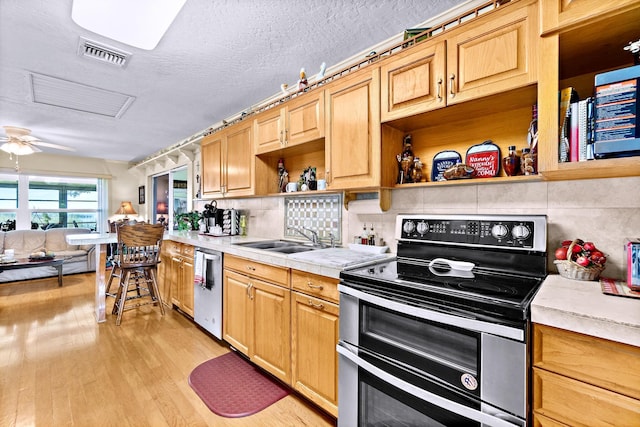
[338,284,523,341]
[337,343,522,427]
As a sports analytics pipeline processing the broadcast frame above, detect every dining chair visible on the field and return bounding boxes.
[111,222,165,325]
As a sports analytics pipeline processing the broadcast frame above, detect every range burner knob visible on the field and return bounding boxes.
[491,224,509,239]
[416,221,428,235]
[512,224,531,240]
[403,220,416,234]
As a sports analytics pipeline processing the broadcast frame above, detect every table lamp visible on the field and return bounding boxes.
[115,201,137,220]
[156,201,168,226]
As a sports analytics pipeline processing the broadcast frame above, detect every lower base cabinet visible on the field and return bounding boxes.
[158,241,194,316]
[223,257,340,417]
[532,324,640,426]
[223,256,291,384]
[291,291,339,417]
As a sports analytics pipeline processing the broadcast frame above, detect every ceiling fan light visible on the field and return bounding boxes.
[71,0,187,50]
[1,141,36,156]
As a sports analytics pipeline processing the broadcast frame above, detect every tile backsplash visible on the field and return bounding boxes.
[197,176,639,279]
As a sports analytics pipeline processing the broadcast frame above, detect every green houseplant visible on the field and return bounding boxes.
[175,211,201,231]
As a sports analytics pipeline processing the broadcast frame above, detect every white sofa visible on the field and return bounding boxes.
[0,228,95,283]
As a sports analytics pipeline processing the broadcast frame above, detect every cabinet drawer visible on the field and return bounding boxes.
[162,240,181,256]
[181,244,195,258]
[224,254,289,287]
[291,270,339,303]
[533,368,640,426]
[533,324,640,398]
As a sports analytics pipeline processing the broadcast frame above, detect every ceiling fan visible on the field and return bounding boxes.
[1,126,75,156]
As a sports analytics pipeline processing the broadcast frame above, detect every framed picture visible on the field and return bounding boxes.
[138,186,145,204]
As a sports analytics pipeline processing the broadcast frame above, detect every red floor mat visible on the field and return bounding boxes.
[188,351,290,418]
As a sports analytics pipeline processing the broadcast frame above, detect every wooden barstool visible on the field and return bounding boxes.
[105,219,138,298]
[112,222,165,325]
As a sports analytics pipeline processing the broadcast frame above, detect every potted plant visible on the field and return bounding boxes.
[175,211,202,231]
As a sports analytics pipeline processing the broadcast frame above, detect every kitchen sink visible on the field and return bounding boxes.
[233,239,321,253]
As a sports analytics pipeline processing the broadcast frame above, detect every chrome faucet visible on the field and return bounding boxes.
[288,227,323,247]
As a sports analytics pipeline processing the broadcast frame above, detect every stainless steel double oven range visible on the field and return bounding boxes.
[338,214,547,426]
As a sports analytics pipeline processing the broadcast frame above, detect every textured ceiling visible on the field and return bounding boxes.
[0,0,469,163]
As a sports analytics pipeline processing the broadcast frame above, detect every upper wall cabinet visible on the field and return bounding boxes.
[254,90,325,155]
[201,120,254,198]
[445,0,538,105]
[540,0,640,34]
[325,68,384,190]
[381,0,538,123]
[380,41,446,121]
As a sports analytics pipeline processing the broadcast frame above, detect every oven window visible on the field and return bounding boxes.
[359,370,479,427]
[362,305,478,374]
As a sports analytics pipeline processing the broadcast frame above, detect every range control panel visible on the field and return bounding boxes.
[396,214,547,251]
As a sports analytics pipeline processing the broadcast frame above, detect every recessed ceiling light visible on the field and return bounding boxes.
[71,0,187,50]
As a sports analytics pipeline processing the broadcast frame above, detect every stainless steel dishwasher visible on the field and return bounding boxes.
[193,248,223,339]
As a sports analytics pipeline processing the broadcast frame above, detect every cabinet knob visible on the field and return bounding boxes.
[246,265,256,271]
[246,282,254,300]
[437,78,443,101]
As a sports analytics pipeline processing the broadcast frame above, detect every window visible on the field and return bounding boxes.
[0,173,105,231]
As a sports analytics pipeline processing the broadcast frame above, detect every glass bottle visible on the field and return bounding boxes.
[411,157,424,182]
[502,146,520,176]
[400,135,414,183]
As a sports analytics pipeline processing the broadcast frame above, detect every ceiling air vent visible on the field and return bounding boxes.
[77,37,131,68]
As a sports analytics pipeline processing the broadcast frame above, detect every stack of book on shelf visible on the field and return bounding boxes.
[558,87,594,163]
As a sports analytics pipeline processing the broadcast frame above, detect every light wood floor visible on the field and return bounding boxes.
[0,273,337,427]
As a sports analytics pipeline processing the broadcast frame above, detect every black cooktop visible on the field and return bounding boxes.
[340,260,545,323]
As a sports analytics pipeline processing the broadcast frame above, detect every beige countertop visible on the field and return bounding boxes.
[531,274,640,347]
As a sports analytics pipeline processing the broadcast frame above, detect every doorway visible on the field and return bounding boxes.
[152,166,188,230]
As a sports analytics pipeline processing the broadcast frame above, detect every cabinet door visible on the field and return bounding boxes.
[446,0,537,105]
[225,121,254,195]
[169,256,182,308]
[287,90,324,147]
[254,108,285,154]
[180,257,194,317]
[201,132,223,195]
[380,40,446,122]
[157,250,172,307]
[223,269,251,355]
[325,68,381,189]
[251,278,291,384]
[291,292,339,417]
[540,0,639,34]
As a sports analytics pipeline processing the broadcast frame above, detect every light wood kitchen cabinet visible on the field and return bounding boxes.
[445,0,537,106]
[223,255,291,384]
[325,67,384,189]
[169,243,194,317]
[532,324,640,425]
[539,0,640,34]
[381,0,537,123]
[254,90,325,154]
[380,40,446,122]
[537,1,640,180]
[201,120,254,198]
[157,240,178,307]
[158,241,194,317]
[291,270,340,417]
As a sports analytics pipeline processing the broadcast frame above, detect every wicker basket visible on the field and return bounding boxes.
[554,239,606,281]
